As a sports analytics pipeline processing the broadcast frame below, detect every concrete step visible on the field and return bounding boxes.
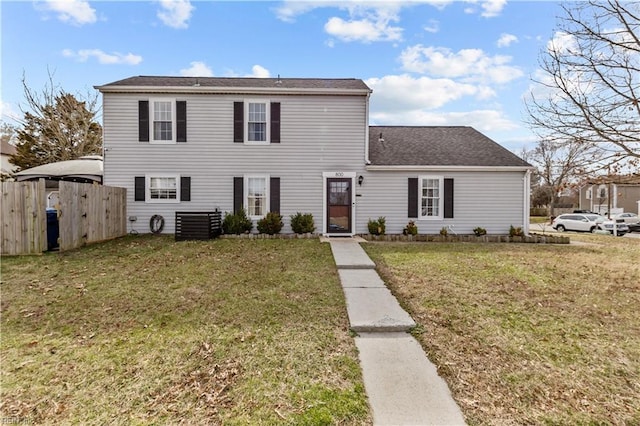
[329,241,376,269]
[343,286,416,332]
[356,332,467,426]
[338,269,387,288]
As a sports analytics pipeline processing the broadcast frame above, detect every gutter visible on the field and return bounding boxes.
[366,165,535,172]
[94,85,372,97]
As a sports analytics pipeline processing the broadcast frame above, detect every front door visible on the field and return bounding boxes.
[327,178,352,233]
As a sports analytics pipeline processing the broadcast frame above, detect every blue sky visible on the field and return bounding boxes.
[1,0,565,153]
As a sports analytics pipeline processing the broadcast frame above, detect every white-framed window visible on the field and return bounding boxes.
[245,100,269,144]
[147,174,179,203]
[419,175,443,219]
[151,99,175,143]
[598,185,607,199]
[586,188,592,200]
[244,175,269,218]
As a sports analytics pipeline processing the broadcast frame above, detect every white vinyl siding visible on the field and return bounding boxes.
[101,93,367,233]
[356,170,527,235]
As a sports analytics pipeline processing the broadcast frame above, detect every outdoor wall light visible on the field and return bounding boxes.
[358,175,364,186]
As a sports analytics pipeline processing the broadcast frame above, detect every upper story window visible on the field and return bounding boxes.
[420,176,443,219]
[586,188,592,199]
[234,101,280,144]
[139,99,187,144]
[248,103,267,142]
[598,185,607,199]
[152,100,173,142]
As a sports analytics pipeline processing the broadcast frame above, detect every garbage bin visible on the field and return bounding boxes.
[46,208,59,251]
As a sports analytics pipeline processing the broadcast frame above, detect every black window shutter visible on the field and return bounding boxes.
[408,178,418,218]
[176,101,187,142]
[138,101,149,142]
[444,178,454,218]
[134,176,145,201]
[233,177,243,213]
[233,102,244,143]
[270,102,280,143]
[180,176,191,201]
[270,177,280,213]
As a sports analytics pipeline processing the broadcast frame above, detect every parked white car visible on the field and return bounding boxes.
[597,219,629,236]
[552,213,603,233]
[611,212,640,224]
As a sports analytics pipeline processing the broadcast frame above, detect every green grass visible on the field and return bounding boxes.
[364,235,640,425]
[1,236,370,425]
[530,216,550,224]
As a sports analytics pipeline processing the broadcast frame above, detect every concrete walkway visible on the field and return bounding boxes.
[327,238,466,426]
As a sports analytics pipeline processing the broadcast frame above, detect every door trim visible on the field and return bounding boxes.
[322,171,356,236]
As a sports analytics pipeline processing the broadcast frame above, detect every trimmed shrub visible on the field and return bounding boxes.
[222,209,253,234]
[290,212,315,234]
[439,226,448,236]
[368,217,386,235]
[257,212,284,235]
[473,227,487,236]
[403,220,418,236]
[509,225,524,237]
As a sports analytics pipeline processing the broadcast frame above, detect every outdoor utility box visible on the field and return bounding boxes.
[46,208,59,251]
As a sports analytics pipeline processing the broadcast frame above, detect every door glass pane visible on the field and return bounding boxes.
[328,179,350,232]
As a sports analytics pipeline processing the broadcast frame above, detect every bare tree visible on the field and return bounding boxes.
[10,72,102,171]
[526,0,640,172]
[528,138,595,216]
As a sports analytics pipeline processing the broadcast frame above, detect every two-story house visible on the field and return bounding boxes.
[96,76,532,236]
[579,175,640,215]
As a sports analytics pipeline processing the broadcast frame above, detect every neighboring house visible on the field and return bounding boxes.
[14,155,103,208]
[96,76,532,236]
[1,138,17,178]
[579,176,640,215]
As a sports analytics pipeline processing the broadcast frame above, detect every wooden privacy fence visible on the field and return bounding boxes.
[58,181,127,251]
[1,180,47,255]
[1,180,127,255]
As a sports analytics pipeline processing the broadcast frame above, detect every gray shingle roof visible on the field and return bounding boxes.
[99,76,371,92]
[369,126,531,167]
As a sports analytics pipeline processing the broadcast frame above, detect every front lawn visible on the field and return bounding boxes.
[364,235,640,425]
[1,236,370,425]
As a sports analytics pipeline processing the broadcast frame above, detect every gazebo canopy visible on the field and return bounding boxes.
[15,155,103,184]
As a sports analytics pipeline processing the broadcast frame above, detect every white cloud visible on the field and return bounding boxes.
[399,44,523,84]
[547,31,578,55]
[247,65,271,78]
[369,108,518,132]
[39,0,97,25]
[62,49,142,65]
[480,0,507,18]
[497,33,518,48]
[424,19,440,34]
[325,15,402,43]
[157,0,194,29]
[179,61,214,77]
[365,74,486,111]
[1,101,21,122]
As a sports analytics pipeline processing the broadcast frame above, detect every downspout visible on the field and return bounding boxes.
[523,169,532,235]
[365,92,371,165]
